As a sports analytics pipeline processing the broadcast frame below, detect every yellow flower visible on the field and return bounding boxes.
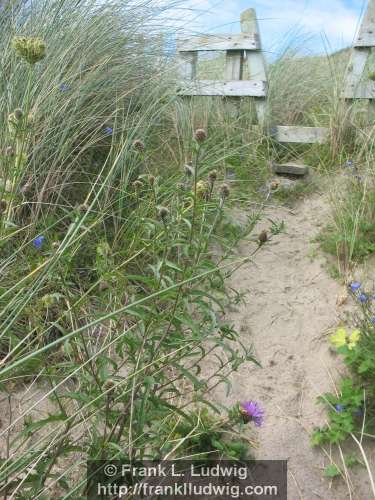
[348,329,361,350]
[330,327,347,348]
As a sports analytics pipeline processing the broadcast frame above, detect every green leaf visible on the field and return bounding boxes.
[324,464,341,478]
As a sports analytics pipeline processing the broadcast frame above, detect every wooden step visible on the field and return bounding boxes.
[272,162,309,176]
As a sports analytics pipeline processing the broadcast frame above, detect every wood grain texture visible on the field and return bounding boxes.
[177,34,260,52]
[272,126,329,144]
[179,80,267,97]
[355,0,375,47]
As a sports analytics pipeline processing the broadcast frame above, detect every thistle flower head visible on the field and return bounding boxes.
[12,36,46,64]
[103,378,116,396]
[194,128,207,143]
[133,139,145,152]
[148,175,156,185]
[14,108,23,121]
[196,180,209,199]
[99,280,110,292]
[158,206,169,221]
[220,183,230,199]
[208,170,218,184]
[133,180,143,191]
[258,230,268,245]
[239,401,264,427]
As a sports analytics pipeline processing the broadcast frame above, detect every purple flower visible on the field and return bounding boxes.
[59,83,69,92]
[371,317,375,325]
[358,293,368,303]
[240,401,264,427]
[335,404,346,413]
[33,235,45,249]
[104,126,113,136]
[350,282,361,292]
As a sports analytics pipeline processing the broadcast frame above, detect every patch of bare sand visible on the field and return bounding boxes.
[209,193,374,500]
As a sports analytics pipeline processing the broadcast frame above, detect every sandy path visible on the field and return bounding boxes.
[211,193,374,499]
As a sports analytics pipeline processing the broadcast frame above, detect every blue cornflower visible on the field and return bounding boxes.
[350,282,361,292]
[346,160,353,167]
[358,293,368,303]
[33,235,45,249]
[371,317,375,325]
[59,83,69,92]
[104,126,113,136]
[335,404,346,413]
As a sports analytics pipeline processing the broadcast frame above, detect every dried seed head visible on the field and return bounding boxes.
[133,180,143,191]
[220,183,230,199]
[196,180,209,199]
[148,175,156,185]
[158,206,169,221]
[184,164,194,177]
[258,230,268,245]
[194,128,207,143]
[0,200,7,213]
[99,280,110,292]
[270,180,279,191]
[4,146,15,157]
[208,170,218,184]
[12,36,46,64]
[133,139,145,152]
[77,203,89,213]
[14,108,23,120]
[103,378,116,395]
[20,180,33,195]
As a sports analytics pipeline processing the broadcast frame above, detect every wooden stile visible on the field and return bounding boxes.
[177,8,268,126]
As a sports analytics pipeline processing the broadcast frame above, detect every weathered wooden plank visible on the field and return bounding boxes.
[343,80,375,99]
[272,162,309,176]
[179,80,267,97]
[177,34,260,52]
[178,51,197,80]
[271,126,329,144]
[355,0,375,47]
[342,47,370,98]
[241,8,268,126]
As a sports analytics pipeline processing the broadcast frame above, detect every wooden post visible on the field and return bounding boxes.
[178,52,197,81]
[224,50,243,117]
[241,8,267,127]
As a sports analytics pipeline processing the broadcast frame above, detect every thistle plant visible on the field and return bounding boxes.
[1,36,46,225]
